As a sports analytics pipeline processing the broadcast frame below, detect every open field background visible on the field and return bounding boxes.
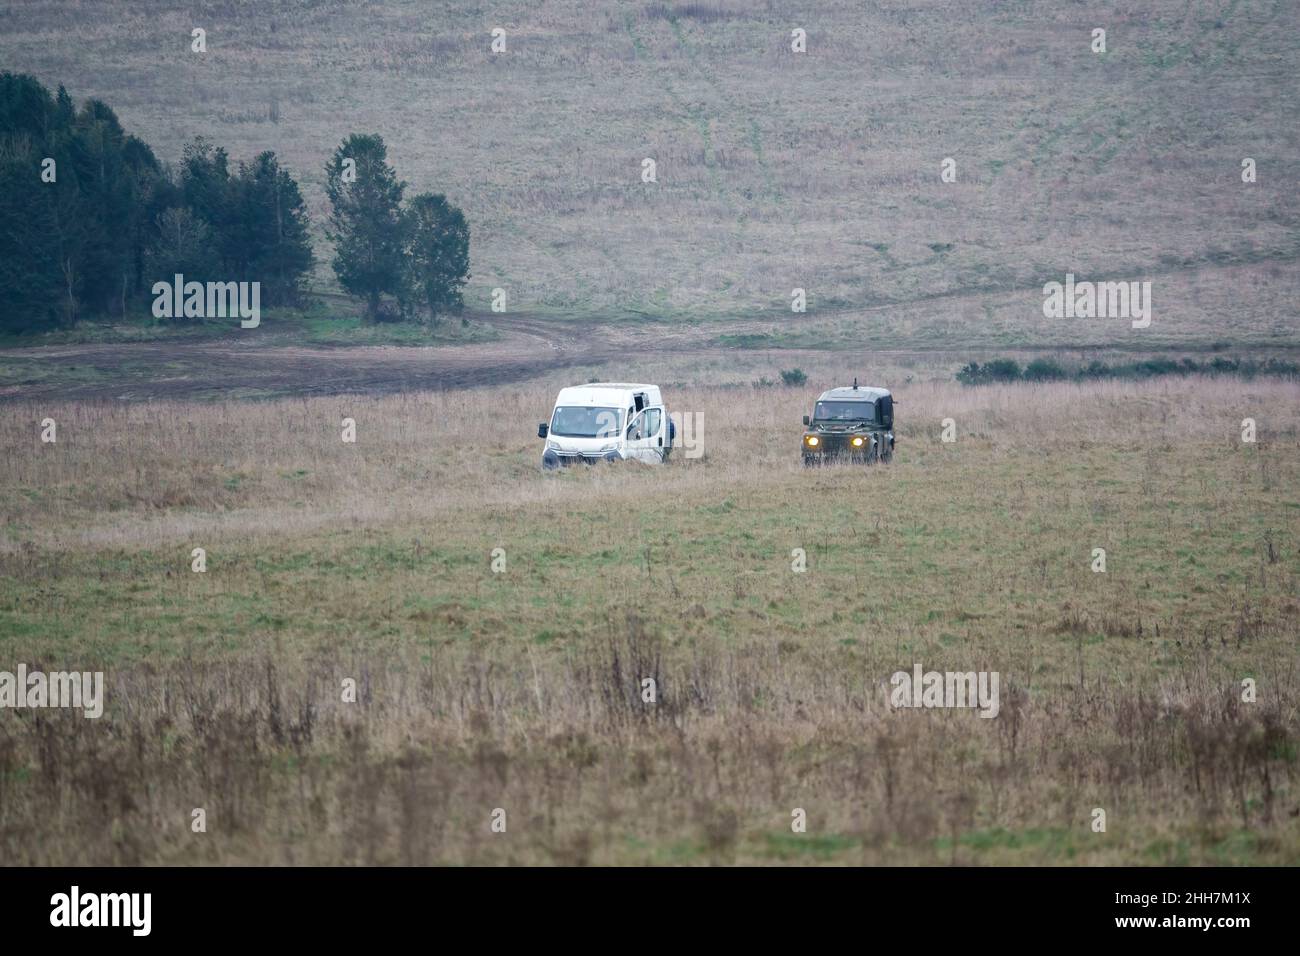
[1,0,1297,867]
[2,0,1298,347]
[1,372,1297,864]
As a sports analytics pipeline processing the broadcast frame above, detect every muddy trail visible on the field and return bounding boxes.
[3,262,1280,402]
[0,307,899,402]
[0,312,655,402]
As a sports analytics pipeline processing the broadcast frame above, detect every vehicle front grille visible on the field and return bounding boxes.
[808,432,882,455]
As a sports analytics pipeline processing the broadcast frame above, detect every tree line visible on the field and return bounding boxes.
[0,73,469,333]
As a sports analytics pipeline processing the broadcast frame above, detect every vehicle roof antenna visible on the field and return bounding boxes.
[853,377,858,389]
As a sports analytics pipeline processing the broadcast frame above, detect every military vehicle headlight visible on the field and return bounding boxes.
[803,435,820,448]
[849,435,866,448]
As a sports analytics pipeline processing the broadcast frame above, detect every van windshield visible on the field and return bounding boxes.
[550,406,622,438]
[814,400,877,423]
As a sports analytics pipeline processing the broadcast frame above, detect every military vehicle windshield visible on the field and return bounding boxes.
[814,400,877,423]
[550,406,622,438]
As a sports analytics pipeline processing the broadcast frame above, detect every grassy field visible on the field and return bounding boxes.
[2,369,1297,864]
[0,299,500,350]
[2,0,1297,346]
[1,0,1297,868]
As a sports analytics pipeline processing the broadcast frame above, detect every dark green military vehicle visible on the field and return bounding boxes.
[801,381,895,465]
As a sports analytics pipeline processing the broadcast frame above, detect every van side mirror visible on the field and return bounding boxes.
[537,423,548,439]
[802,415,809,426]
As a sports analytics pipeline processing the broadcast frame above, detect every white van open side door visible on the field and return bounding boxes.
[624,405,667,463]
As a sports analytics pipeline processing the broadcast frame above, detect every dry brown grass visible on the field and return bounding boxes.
[1,0,1296,343]
[2,0,1297,865]
[2,371,1295,549]
[3,643,1294,865]
[1,373,1297,864]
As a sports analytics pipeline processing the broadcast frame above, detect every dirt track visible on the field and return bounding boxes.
[0,314,963,402]
[0,308,885,402]
[4,263,1286,402]
[0,313,653,402]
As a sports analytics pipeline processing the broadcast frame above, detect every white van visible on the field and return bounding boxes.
[537,382,673,469]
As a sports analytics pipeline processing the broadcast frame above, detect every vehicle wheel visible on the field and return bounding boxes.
[802,456,815,468]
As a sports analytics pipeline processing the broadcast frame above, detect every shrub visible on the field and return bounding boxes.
[957,361,1022,384]
[1023,358,1067,382]
[985,359,1021,382]
[957,355,1300,386]
[779,368,807,387]
[1134,358,1183,377]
